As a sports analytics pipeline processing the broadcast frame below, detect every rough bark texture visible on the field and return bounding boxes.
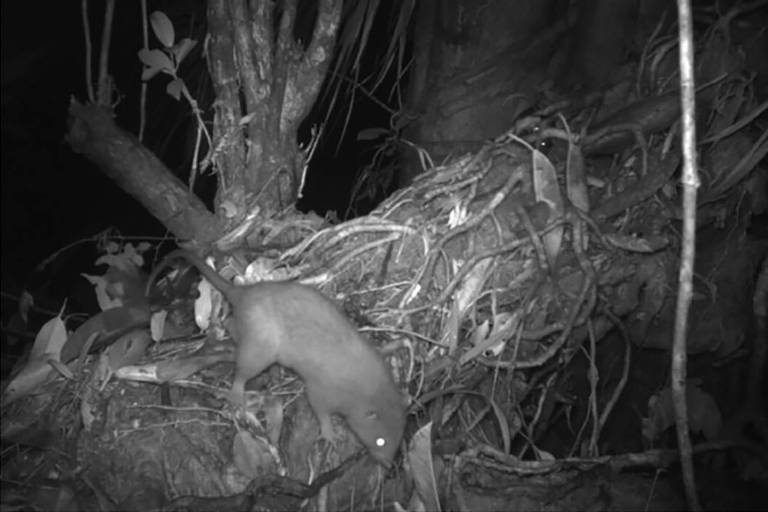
[66,101,224,244]
[67,0,342,246]
[206,0,341,217]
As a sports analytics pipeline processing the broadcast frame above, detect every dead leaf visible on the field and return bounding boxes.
[407,422,441,512]
[232,430,278,478]
[532,149,564,267]
[30,309,68,360]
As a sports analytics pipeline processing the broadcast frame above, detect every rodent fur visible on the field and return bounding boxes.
[147,249,406,466]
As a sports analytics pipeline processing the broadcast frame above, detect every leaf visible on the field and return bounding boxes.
[105,330,152,373]
[407,422,441,512]
[194,279,214,330]
[82,273,120,311]
[357,127,388,141]
[460,312,519,364]
[454,258,491,313]
[166,78,183,101]
[566,142,589,213]
[532,149,564,267]
[150,11,175,48]
[141,64,162,82]
[469,320,491,347]
[1,308,67,404]
[244,257,282,282]
[483,394,512,454]
[59,305,151,363]
[232,431,277,479]
[48,359,73,380]
[536,449,555,461]
[137,48,174,74]
[150,310,167,342]
[31,310,68,359]
[171,38,197,64]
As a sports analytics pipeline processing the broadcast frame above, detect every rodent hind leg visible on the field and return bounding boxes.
[226,326,276,406]
[227,358,272,407]
[227,373,247,406]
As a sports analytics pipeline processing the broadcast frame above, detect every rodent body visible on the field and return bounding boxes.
[148,250,406,466]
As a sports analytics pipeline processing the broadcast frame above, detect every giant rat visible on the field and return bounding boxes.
[148,250,406,466]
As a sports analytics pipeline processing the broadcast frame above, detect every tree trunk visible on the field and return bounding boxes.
[67,0,341,247]
[205,0,340,217]
[401,0,563,185]
[401,0,668,185]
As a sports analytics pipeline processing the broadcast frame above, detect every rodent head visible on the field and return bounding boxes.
[347,402,406,466]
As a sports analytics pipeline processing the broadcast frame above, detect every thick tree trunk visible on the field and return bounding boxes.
[206,0,341,216]
[401,0,669,186]
[401,0,563,185]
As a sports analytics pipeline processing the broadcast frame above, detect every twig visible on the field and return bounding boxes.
[586,321,599,456]
[597,308,631,433]
[138,0,148,141]
[96,0,115,106]
[81,0,95,103]
[672,0,701,509]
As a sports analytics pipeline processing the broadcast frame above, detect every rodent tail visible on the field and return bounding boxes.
[146,249,236,300]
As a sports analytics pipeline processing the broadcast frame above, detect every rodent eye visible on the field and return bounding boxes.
[376,437,386,447]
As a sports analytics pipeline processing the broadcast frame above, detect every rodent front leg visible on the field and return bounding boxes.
[227,373,247,405]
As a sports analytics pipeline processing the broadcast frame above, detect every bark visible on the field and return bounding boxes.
[563,0,638,89]
[66,100,224,244]
[402,0,563,185]
[206,0,341,215]
[67,0,342,246]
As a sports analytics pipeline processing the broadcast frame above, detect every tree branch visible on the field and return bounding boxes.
[66,101,225,244]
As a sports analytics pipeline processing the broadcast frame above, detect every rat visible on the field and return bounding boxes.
[147,249,406,466]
